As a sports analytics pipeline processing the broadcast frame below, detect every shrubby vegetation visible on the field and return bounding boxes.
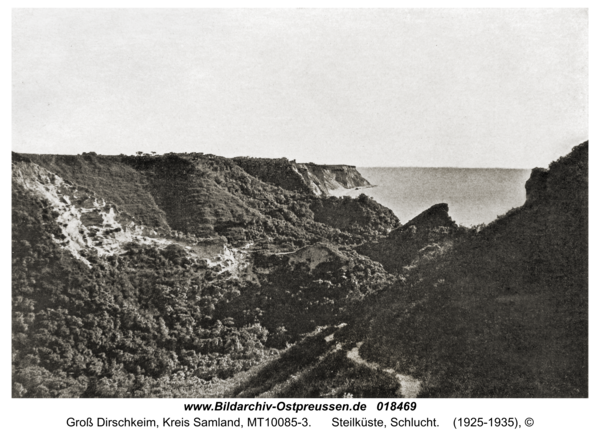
[12,187,278,396]
[12,142,587,398]
[352,142,588,397]
[310,193,399,235]
[225,142,588,398]
[12,152,398,397]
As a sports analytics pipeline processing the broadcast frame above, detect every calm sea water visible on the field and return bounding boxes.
[332,167,532,226]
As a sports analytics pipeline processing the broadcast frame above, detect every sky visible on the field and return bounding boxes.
[12,8,588,168]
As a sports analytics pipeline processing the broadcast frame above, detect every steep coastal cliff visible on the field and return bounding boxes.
[233,157,371,196]
[301,163,372,195]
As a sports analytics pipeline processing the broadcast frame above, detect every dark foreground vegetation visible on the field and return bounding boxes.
[12,142,587,397]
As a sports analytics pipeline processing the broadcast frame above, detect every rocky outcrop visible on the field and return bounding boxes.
[233,157,371,196]
[394,203,456,234]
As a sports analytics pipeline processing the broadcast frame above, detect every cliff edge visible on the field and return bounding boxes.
[233,157,371,196]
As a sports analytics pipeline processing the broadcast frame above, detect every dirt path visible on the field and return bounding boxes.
[347,342,421,398]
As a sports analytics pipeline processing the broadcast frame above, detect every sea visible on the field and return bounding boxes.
[330,167,532,227]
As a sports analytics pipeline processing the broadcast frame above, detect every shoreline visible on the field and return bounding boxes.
[328,184,377,197]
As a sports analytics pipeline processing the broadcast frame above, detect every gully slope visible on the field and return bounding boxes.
[227,141,588,398]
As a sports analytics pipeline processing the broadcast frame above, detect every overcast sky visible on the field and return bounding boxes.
[12,9,587,168]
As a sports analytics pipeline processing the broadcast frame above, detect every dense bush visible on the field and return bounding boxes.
[12,152,397,397]
[13,142,587,398]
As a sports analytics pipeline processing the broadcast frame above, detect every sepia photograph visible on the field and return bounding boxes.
[11,8,588,401]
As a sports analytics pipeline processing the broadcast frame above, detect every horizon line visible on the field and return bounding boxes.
[358,166,532,170]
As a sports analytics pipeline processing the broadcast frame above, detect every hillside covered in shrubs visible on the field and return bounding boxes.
[11,143,587,398]
[226,141,587,398]
[11,151,397,397]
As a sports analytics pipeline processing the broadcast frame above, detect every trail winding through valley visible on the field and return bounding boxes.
[346,342,421,398]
